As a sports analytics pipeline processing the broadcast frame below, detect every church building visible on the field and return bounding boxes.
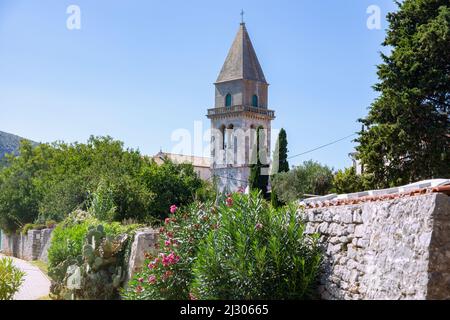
[207,21,275,192]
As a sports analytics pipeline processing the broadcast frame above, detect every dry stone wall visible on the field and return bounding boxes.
[302,193,450,300]
[0,228,53,262]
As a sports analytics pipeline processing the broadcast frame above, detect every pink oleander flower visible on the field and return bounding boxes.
[165,239,171,247]
[189,292,198,300]
[255,223,263,231]
[138,277,144,283]
[148,275,156,284]
[148,257,160,269]
[136,285,143,293]
[170,205,178,214]
[162,270,173,280]
[165,218,171,224]
[161,252,180,266]
[159,227,165,233]
[226,197,233,207]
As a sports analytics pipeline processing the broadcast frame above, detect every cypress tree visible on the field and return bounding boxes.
[249,126,269,197]
[271,128,289,207]
[356,0,450,188]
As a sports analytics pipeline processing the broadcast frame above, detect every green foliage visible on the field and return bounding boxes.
[249,126,269,197]
[48,211,140,299]
[0,257,26,300]
[88,179,116,222]
[140,160,204,220]
[21,223,46,235]
[0,136,206,232]
[45,220,57,229]
[0,141,47,233]
[124,192,322,300]
[271,160,334,203]
[122,201,217,300]
[192,192,322,300]
[271,128,289,207]
[332,167,365,194]
[357,0,450,188]
[271,128,290,174]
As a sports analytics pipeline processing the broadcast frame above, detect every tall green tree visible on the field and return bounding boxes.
[270,128,289,206]
[0,141,46,233]
[357,0,450,188]
[271,128,290,174]
[249,126,269,196]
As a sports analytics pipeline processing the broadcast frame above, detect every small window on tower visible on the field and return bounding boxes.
[252,95,258,107]
[225,94,232,107]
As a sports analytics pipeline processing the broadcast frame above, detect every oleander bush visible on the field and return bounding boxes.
[192,192,322,300]
[0,257,26,300]
[122,201,218,300]
[123,192,322,300]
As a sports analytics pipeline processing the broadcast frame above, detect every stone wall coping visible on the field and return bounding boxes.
[301,179,450,209]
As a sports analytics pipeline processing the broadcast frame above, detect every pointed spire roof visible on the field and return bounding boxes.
[216,23,267,84]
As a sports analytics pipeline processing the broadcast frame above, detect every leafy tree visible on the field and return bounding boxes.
[140,159,204,220]
[249,126,269,197]
[0,136,206,232]
[332,167,365,194]
[357,0,450,188]
[271,160,334,203]
[271,128,289,207]
[0,141,48,233]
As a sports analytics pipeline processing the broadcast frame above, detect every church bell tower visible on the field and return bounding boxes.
[207,21,275,192]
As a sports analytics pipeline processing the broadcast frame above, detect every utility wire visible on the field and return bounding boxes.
[208,133,358,183]
[287,133,357,160]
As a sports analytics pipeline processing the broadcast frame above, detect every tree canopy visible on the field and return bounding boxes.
[357,0,450,188]
[0,136,208,233]
[271,160,334,203]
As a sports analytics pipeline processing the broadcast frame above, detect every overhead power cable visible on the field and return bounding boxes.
[287,133,357,160]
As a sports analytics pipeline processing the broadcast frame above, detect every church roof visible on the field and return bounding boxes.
[153,151,211,168]
[216,23,267,84]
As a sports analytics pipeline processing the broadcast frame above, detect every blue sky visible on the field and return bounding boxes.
[0,0,397,170]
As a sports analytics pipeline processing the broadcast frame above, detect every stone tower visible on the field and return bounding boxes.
[207,22,275,192]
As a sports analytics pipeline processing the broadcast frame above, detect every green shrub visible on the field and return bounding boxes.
[45,220,57,229]
[0,257,26,300]
[124,192,322,300]
[21,223,46,235]
[122,201,217,300]
[192,192,322,300]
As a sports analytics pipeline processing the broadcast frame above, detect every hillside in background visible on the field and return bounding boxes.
[0,130,37,160]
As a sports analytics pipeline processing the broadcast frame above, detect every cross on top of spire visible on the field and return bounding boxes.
[240,9,245,24]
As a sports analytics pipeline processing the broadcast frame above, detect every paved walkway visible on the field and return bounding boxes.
[0,254,50,300]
